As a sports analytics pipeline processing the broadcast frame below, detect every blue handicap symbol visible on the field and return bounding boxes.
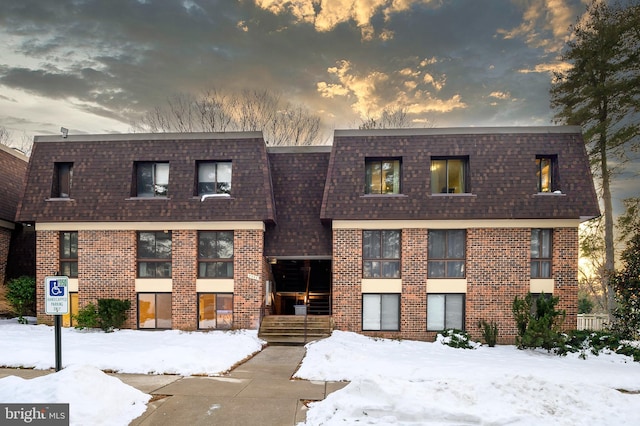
[49,280,65,297]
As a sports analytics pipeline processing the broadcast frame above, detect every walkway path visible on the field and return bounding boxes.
[127,345,347,425]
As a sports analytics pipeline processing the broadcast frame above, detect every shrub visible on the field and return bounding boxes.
[74,303,99,329]
[97,298,131,332]
[478,320,498,347]
[512,292,566,351]
[436,329,477,349]
[5,276,36,324]
[558,330,640,361]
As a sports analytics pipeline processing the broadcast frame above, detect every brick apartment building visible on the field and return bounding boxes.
[16,127,599,342]
[0,143,32,285]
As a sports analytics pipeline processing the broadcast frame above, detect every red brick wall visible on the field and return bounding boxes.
[554,228,579,331]
[332,229,362,331]
[233,229,265,329]
[35,231,59,325]
[331,226,579,344]
[172,230,197,330]
[466,228,530,344]
[0,227,11,285]
[78,230,137,327]
[35,227,266,331]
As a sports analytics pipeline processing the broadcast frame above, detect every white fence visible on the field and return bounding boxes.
[577,314,609,331]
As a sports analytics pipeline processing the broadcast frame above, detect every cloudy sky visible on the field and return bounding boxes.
[0,0,594,139]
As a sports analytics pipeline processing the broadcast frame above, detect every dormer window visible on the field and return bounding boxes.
[197,161,232,196]
[536,156,557,193]
[365,158,401,194]
[135,162,169,198]
[431,157,467,194]
[52,162,73,198]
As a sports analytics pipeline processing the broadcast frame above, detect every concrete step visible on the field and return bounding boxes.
[259,315,333,345]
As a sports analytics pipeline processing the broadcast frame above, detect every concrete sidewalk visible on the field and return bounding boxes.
[125,345,346,425]
[0,345,347,425]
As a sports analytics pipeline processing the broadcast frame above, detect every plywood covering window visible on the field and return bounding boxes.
[428,230,465,278]
[197,161,232,195]
[531,229,552,278]
[431,158,467,194]
[198,293,233,330]
[137,231,172,278]
[365,159,401,194]
[59,231,78,278]
[138,293,172,329]
[135,162,169,197]
[363,230,401,278]
[198,231,233,278]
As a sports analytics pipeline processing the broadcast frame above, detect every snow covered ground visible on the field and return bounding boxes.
[1,318,640,425]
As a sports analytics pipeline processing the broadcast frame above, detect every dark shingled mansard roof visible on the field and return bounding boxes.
[0,144,28,224]
[320,127,600,221]
[16,132,276,223]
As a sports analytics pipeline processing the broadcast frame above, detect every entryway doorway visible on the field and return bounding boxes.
[269,258,331,315]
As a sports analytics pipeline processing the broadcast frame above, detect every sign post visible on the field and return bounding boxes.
[45,276,69,372]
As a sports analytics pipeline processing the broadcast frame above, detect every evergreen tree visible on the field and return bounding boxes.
[610,224,640,339]
[550,2,640,318]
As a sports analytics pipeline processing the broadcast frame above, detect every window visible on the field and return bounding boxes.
[198,231,233,278]
[138,293,172,329]
[362,294,400,331]
[531,229,552,278]
[363,230,401,278]
[59,231,78,278]
[427,294,465,331]
[197,161,232,195]
[428,230,465,278]
[530,292,553,316]
[536,156,557,193]
[431,158,467,194]
[135,162,169,197]
[198,293,233,329]
[52,162,73,198]
[365,159,401,194]
[137,231,172,278]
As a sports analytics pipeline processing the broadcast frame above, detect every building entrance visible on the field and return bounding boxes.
[269,259,331,315]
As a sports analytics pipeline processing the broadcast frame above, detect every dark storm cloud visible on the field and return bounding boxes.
[0,0,588,132]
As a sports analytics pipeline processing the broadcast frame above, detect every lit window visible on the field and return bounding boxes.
[137,231,172,278]
[198,293,233,329]
[59,231,78,278]
[52,162,73,198]
[365,159,401,194]
[536,156,557,193]
[431,158,467,194]
[197,161,232,195]
[428,230,465,278]
[138,293,172,329]
[198,231,233,278]
[135,162,169,197]
[362,294,400,331]
[363,230,401,278]
[531,229,552,278]
[427,294,465,331]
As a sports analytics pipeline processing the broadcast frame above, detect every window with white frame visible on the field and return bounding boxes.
[362,294,400,331]
[427,294,465,331]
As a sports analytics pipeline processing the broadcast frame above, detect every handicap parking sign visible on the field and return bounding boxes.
[49,280,65,297]
[45,276,69,315]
